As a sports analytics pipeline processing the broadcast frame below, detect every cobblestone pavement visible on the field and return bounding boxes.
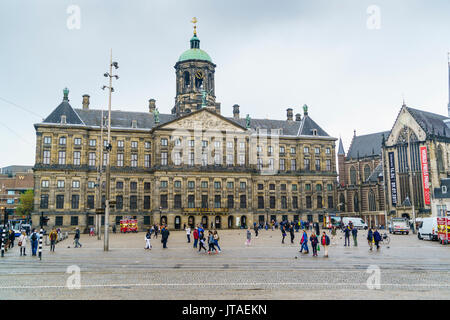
[0,228,449,299]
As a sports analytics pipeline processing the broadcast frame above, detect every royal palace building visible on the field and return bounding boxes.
[32,26,338,231]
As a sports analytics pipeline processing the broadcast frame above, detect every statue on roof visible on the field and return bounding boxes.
[246,114,251,128]
[303,104,308,116]
[153,108,160,124]
[201,89,213,107]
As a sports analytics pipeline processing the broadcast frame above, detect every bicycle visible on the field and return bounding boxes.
[380,233,390,245]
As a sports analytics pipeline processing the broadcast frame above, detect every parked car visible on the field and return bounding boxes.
[418,217,439,241]
[342,217,368,230]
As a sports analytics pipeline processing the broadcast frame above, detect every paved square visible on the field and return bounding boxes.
[1,228,449,299]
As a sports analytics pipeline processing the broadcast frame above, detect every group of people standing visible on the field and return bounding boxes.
[192,225,221,254]
[299,230,330,257]
[144,224,170,250]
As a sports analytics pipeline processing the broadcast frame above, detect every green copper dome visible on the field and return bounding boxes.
[178,48,212,62]
[178,32,212,63]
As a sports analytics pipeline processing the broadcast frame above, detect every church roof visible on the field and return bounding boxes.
[406,106,450,138]
[337,138,345,155]
[346,131,390,160]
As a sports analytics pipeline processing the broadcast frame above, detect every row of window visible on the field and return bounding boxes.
[43,136,151,149]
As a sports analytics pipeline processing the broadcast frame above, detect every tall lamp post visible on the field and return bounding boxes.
[102,49,119,251]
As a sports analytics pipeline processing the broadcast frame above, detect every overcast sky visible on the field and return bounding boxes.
[1,0,450,167]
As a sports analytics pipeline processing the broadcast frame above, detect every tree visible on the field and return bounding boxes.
[16,189,34,217]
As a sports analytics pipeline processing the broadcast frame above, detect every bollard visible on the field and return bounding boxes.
[39,229,43,260]
[1,228,4,257]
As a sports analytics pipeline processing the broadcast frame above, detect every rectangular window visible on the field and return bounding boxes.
[226,154,233,166]
[214,153,222,165]
[144,216,151,225]
[258,196,264,209]
[56,195,64,209]
[41,180,49,188]
[306,196,312,209]
[315,159,321,171]
[239,141,245,150]
[281,184,286,191]
[317,196,323,208]
[227,181,234,189]
[270,196,276,209]
[130,181,137,191]
[326,159,331,171]
[174,138,181,146]
[239,154,245,166]
[279,146,285,154]
[291,159,296,171]
[57,180,65,188]
[144,182,151,191]
[73,151,81,165]
[161,138,168,146]
[304,158,310,170]
[269,184,275,190]
[188,195,195,208]
[174,195,182,209]
[202,195,208,208]
[174,152,181,166]
[202,140,208,148]
[305,183,311,191]
[280,159,285,171]
[268,158,274,170]
[117,140,124,148]
[240,182,246,190]
[117,153,124,167]
[189,140,195,147]
[58,151,66,165]
[227,195,234,209]
[131,141,138,149]
[268,146,273,155]
[145,141,151,149]
[116,181,123,189]
[174,181,182,188]
[292,184,297,191]
[189,152,194,166]
[315,147,320,154]
[257,158,263,170]
[103,153,108,166]
[281,196,287,209]
[292,196,298,209]
[72,180,80,188]
[201,181,208,188]
[71,195,79,209]
[130,196,137,210]
[316,184,322,191]
[327,184,333,191]
[88,152,96,166]
[161,152,168,165]
[87,195,95,209]
[43,150,51,164]
[227,141,233,149]
[74,138,81,145]
[89,139,96,147]
[131,154,138,167]
[214,181,221,189]
[40,194,49,209]
[116,195,123,210]
[214,195,221,208]
[290,147,296,154]
[70,216,78,226]
[258,184,264,190]
[328,196,334,209]
[160,181,168,188]
[201,153,208,166]
[59,137,66,145]
[55,216,63,226]
[44,136,51,144]
[188,181,195,189]
[326,147,331,154]
[144,154,151,168]
[304,146,309,154]
[240,195,247,209]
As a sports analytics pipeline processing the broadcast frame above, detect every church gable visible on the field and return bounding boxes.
[386,106,427,146]
[154,109,247,132]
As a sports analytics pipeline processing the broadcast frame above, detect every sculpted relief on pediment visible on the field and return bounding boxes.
[163,111,245,131]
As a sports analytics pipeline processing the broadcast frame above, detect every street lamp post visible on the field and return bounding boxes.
[102,49,119,251]
[1,207,5,257]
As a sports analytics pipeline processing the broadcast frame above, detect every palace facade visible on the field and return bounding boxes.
[32,26,338,231]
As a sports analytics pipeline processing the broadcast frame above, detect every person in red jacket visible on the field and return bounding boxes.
[193,227,199,249]
[321,231,330,257]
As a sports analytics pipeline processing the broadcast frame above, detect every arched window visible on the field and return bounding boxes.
[350,166,357,185]
[183,71,190,88]
[353,193,359,212]
[339,194,346,212]
[364,164,371,181]
[437,145,444,172]
[368,190,376,211]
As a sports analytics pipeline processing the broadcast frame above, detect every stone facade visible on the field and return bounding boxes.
[32,27,338,231]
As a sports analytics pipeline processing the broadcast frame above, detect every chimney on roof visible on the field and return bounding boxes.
[82,94,90,110]
[149,99,156,113]
[295,113,301,121]
[233,104,240,119]
[286,108,293,121]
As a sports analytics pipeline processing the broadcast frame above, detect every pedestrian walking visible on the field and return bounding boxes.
[145,229,152,250]
[161,226,170,249]
[8,230,15,249]
[153,224,159,239]
[352,226,358,246]
[186,225,191,243]
[367,228,374,251]
[112,224,116,233]
[49,228,57,252]
[74,228,82,248]
[314,222,320,237]
[254,224,259,238]
[213,230,221,253]
[18,231,27,256]
[331,226,337,245]
[198,231,207,252]
[344,225,351,246]
[321,231,330,257]
[246,227,251,246]
[207,231,217,254]
[373,229,382,250]
[281,226,286,244]
[193,227,199,248]
[310,232,319,257]
[289,225,295,244]
[30,229,39,256]
[299,230,309,254]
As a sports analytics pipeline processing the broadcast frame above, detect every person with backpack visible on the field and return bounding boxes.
[321,231,330,257]
[145,229,152,250]
[367,227,374,251]
[30,229,39,256]
[49,228,58,252]
[299,230,309,254]
[310,232,319,257]
[18,231,27,256]
[373,228,382,250]
[74,228,82,248]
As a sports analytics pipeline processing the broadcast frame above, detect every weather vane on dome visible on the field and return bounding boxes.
[191,17,198,36]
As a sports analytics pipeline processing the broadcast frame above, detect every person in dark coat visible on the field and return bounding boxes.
[254,224,259,238]
[310,232,319,257]
[281,226,286,244]
[9,230,15,248]
[343,225,351,246]
[314,222,320,236]
[373,229,382,250]
[289,225,295,244]
[367,228,374,251]
[161,226,170,249]
[352,227,358,246]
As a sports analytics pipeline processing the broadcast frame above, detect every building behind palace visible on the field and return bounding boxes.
[0,170,34,219]
[31,26,338,231]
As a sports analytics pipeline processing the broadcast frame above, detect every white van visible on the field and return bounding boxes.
[342,217,368,230]
[418,217,438,241]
